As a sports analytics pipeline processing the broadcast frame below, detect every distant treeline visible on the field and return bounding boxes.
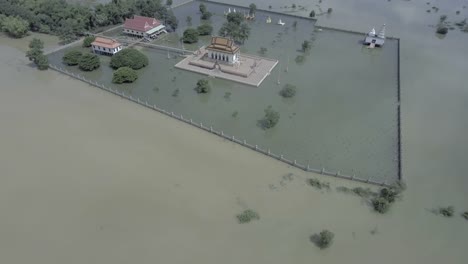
[0,0,178,42]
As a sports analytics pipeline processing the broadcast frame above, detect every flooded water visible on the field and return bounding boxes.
[0,1,467,264]
[48,0,400,183]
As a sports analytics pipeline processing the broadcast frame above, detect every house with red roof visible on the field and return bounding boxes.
[91,37,122,56]
[123,15,166,38]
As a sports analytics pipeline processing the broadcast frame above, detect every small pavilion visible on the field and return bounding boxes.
[364,24,386,47]
[205,36,240,65]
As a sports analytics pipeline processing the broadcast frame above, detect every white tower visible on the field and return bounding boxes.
[377,24,386,39]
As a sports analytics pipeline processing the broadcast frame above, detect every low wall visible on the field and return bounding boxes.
[48,63,394,187]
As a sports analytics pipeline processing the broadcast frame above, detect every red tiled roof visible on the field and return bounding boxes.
[124,15,161,32]
[91,37,121,49]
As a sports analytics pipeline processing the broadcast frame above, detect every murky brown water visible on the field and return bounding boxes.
[0,1,467,263]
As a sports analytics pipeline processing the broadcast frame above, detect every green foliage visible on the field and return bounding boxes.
[197,23,213,36]
[327,8,333,14]
[307,178,330,190]
[219,13,251,44]
[199,3,207,14]
[78,53,100,71]
[309,10,316,18]
[440,15,448,21]
[258,106,280,129]
[236,209,259,223]
[292,4,296,9]
[110,49,149,70]
[438,206,455,217]
[295,55,305,64]
[0,15,29,38]
[182,28,199,43]
[195,79,210,93]
[313,230,335,249]
[35,53,49,70]
[335,186,378,198]
[62,50,82,66]
[436,26,448,34]
[112,67,138,84]
[186,16,192,25]
[166,0,173,6]
[279,84,297,98]
[249,3,257,15]
[462,211,468,220]
[302,40,312,52]
[82,36,95,47]
[259,47,267,55]
[372,197,390,213]
[201,11,212,20]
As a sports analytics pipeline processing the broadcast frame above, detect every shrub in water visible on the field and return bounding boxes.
[308,178,330,190]
[78,53,100,71]
[436,26,448,34]
[439,206,454,217]
[195,79,210,93]
[62,50,82,66]
[258,106,280,129]
[182,28,199,43]
[313,230,334,249]
[236,209,259,223]
[112,67,138,84]
[279,84,297,98]
[197,23,213,36]
[372,197,390,214]
[462,211,468,220]
[110,48,149,70]
[327,8,333,14]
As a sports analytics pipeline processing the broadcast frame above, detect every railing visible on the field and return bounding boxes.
[48,63,395,187]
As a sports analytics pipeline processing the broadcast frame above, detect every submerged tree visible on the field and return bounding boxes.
[279,84,297,98]
[112,67,138,84]
[258,106,280,129]
[195,79,210,93]
[110,49,149,70]
[313,230,335,249]
[182,28,199,43]
[26,38,48,70]
[62,50,83,66]
[78,53,100,71]
[309,10,316,18]
[197,23,213,35]
[302,40,312,52]
[249,3,257,16]
[219,12,251,44]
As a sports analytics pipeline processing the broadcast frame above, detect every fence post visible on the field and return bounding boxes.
[268,149,270,155]
[337,171,340,176]
[200,122,203,128]
[321,168,324,174]
[280,155,283,160]
[190,119,193,124]
[307,163,310,171]
[294,160,297,165]
[210,126,213,132]
[255,145,258,150]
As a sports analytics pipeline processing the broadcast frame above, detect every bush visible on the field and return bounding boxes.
[62,50,82,66]
[440,15,447,21]
[0,15,29,38]
[279,84,297,98]
[78,53,100,71]
[439,206,455,217]
[182,28,199,43]
[82,36,96,47]
[462,211,468,220]
[309,10,316,18]
[312,230,334,249]
[302,40,311,52]
[307,178,330,190]
[436,26,448,34]
[197,24,213,35]
[199,3,207,13]
[112,67,138,84]
[201,11,212,20]
[195,79,210,93]
[258,106,280,129]
[259,47,267,55]
[236,209,259,223]
[35,53,49,70]
[372,197,390,214]
[110,49,149,70]
[327,8,333,14]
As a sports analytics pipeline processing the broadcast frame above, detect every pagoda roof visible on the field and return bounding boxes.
[206,37,240,54]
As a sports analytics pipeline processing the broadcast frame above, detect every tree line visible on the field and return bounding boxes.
[0,0,178,42]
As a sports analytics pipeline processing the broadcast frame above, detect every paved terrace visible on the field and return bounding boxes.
[175,48,278,87]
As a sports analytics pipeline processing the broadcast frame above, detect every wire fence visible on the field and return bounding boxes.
[48,63,395,187]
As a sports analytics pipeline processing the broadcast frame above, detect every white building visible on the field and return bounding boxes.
[364,24,386,47]
[206,36,240,65]
[91,37,122,56]
[123,16,166,38]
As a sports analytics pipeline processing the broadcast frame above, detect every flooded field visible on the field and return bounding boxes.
[1,0,468,264]
[48,0,400,183]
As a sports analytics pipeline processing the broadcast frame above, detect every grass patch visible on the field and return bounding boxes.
[236,209,260,224]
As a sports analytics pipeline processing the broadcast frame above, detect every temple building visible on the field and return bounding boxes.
[364,24,386,47]
[123,15,166,38]
[91,37,122,56]
[206,36,240,65]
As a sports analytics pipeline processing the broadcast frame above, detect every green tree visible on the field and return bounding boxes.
[327,8,333,14]
[372,197,390,213]
[186,16,192,25]
[197,23,213,35]
[219,13,251,44]
[112,66,138,83]
[35,53,49,70]
[82,36,96,47]
[302,40,311,52]
[259,47,267,55]
[0,16,29,38]
[78,53,100,71]
[293,21,298,28]
[226,12,244,25]
[258,106,280,129]
[309,10,316,18]
[199,3,207,14]
[166,0,173,7]
[292,4,296,9]
[201,11,212,20]
[195,79,210,93]
[62,50,83,66]
[182,28,199,43]
[314,230,335,249]
[249,3,257,15]
[110,48,149,70]
[279,84,297,98]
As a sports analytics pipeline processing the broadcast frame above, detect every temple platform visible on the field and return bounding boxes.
[175,47,278,87]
